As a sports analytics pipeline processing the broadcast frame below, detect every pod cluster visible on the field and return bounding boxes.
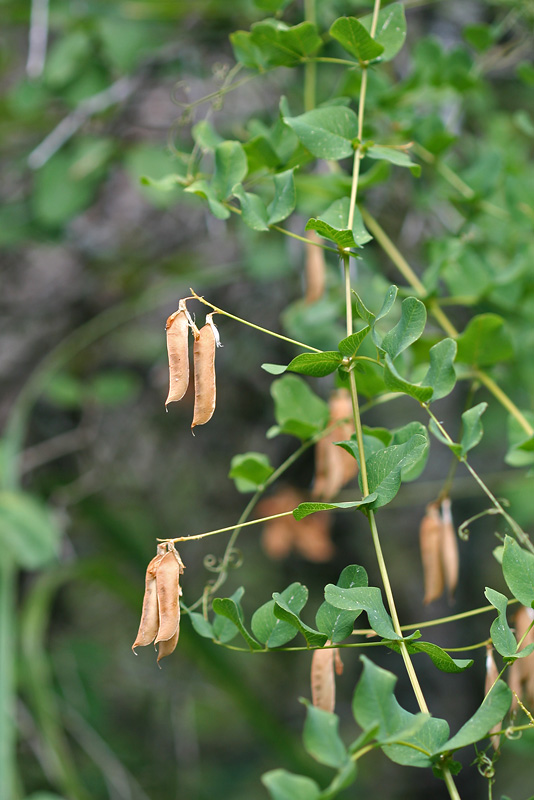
[419,497,459,605]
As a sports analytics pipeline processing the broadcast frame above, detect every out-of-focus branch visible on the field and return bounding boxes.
[26,0,49,79]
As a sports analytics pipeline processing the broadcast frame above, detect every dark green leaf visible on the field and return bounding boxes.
[324,585,400,640]
[212,140,248,200]
[338,326,370,357]
[306,198,372,248]
[381,298,427,360]
[212,587,245,643]
[268,169,296,224]
[387,640,473,673]
[212,597,263,650]
[188,612,214,639]
[293,495,377,520]
[359,3,407,61]
[251,583,308,648]
[485,587,517,658]
[329,17,384,62]
[433,681,511,754]
[232,184,269,230]
[456,314,513,367]
[271,375,329,440]
[352,290,375,325]
[262,770,321,800]
[366,145,420,176]
[242,20,323,69]
[283,107,358,160]
[273,593,328,647]
[384,355,434,403]
[302,701,348,768]
[391,422,430,481]
[460,402,487,456]
[0,491,61,569]
[376,286,399,321]
[502,535,534,607]
[423,339,457,401]
[365,434,429,508]
[228,452,274,492]
[316,565,368,642]
[286,351,342,378]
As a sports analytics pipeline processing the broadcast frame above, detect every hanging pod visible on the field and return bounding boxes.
[191,314,220,430]
[312,388,357,501]
[440,497,459,602]
[419,502,445,605]
[165,299,192,407]
[311,642,343,712]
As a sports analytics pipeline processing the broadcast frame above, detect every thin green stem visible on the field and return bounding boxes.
[162,510,294,544]
[189,289,322,352]
[269,224,339,254]
[443,768,462,800]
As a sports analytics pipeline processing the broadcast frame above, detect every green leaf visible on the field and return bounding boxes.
[338,326,370,357]
[391,422,430,481]
[293,495,377,520]
[306,199,372,248]
[352,290,375,325]
[212,597,263,650]
[212,141,248,200]
[366,145,420,176]
[192,120,223,151]
[316,565,368,643]
[283,107,359,160]
[381,298,427,360]
[359,3,406,61]
[365,434,428,508]
[244,135,281,173]
[212,587,245,643]
[232,184,269,230]
[233,20,323,70]
[184,179,230,219]
[434,681,512,754]
[320,760,358,799]
[324,585,400,640]
[271,375,329,440]
[251,583,308,648]
[0,491,61,569]
[286,351,342,378]
[268,169,296,225]
[387,640,473,673]
[352,657,449,767]
[262,770,321,800]
[456,314,513,367]
[502,535,534,607]
[423,339,457,401]
[485,587,518,658]
[384,355,433,403]
[262,363,287,375]
[329,17,384,62]
[460,402,487,457]
[376,286,399,321]
[188,612,215,639]
[302,701,348,768]
[273,593,328,647]
[228,452,274,492]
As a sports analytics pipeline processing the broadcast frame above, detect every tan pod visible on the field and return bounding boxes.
[440,497,459,601]
[312,389,357,501]
[192,320,217,429]
[132,548,166,652]
[419,502,445,604]
[304,229,326,304]
[484,645,501,750]
[165,305,190,407]
[311,645,336,712]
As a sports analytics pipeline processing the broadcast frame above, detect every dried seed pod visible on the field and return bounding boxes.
[312,389,357,501]
[513,606,534,707]
[304,230,326,304]
[311,644,336,712]
[485,645,501,750]
[132,547,166,652]
[440,497,459,602]
[419,502,445,605]
[191,318,217,429]
[165,303,191,407]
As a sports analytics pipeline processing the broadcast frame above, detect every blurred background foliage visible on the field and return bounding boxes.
[1,0,534,798]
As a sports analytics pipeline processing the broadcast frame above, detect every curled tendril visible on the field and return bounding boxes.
[475,754,495,779]
[212,62,229,82]
[505,726,523,740]
[203,553,224,573]
[225,547,243,570]
[172,80,191,107]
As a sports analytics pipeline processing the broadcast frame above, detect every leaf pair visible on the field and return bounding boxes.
[165,301,220,430]
[132,543,185,663]
[419,498,458,604]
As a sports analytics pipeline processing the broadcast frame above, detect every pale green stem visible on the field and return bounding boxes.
[162,510,294,544]
[269,224,339,254]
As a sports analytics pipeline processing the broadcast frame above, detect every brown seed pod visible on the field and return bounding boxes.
[419,502,445,605]
[513,606,534,708]
[191,317,217,429]
[132,547,166,652]
[165,304,191,407]
[311,644,336,712]
[304,230,326,304]
[312,389,358,501]
[440,497,459,602]
[485,645,501,750]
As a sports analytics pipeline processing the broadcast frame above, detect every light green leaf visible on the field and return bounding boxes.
[352,290,375,325]
[338,326,370,357]
[360,3,407,61]
[271,375,329,440]
[485,587,518,658]
[273,593,328,647]
[235,20,323,70]
[423,339,457,401]
[384,355,433,403]
[262,770,321,800]
[232,184,269,230]
[352,657,449,767]
[502,535,534,607]
[376,286,399,321]
[212,597,263,650]
[456,314,513,367]
[184,179,230,219]
[320,760,358,799]
[192,120,223,151]
[244,135,280,173]
[390,422,430,481]
[365,434,428,508]
[316,565,368,643]
[286,351,342,378]
[306,198,372,248]
[212,141,248,200]
[268,169,296,224]
[262,363,287,375]
[228,452,274,492]
[433,681,511,754]
[293,495,377,520]
[251,583,308,648]
[329,16,384,62]
[302,701,348,768]
[212,587,245,643]
[366,145,420,176]
[188,612,215,639]
[0,491,62,569]
[381,297,427,360]
[324,585,400,640]
[283,107,359,160]
[460,402,487,456]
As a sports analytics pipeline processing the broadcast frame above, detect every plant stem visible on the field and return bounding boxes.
[360,208,534,437]
[163,510,295,543]
[269,224,340,254]
[189,289,322,352]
